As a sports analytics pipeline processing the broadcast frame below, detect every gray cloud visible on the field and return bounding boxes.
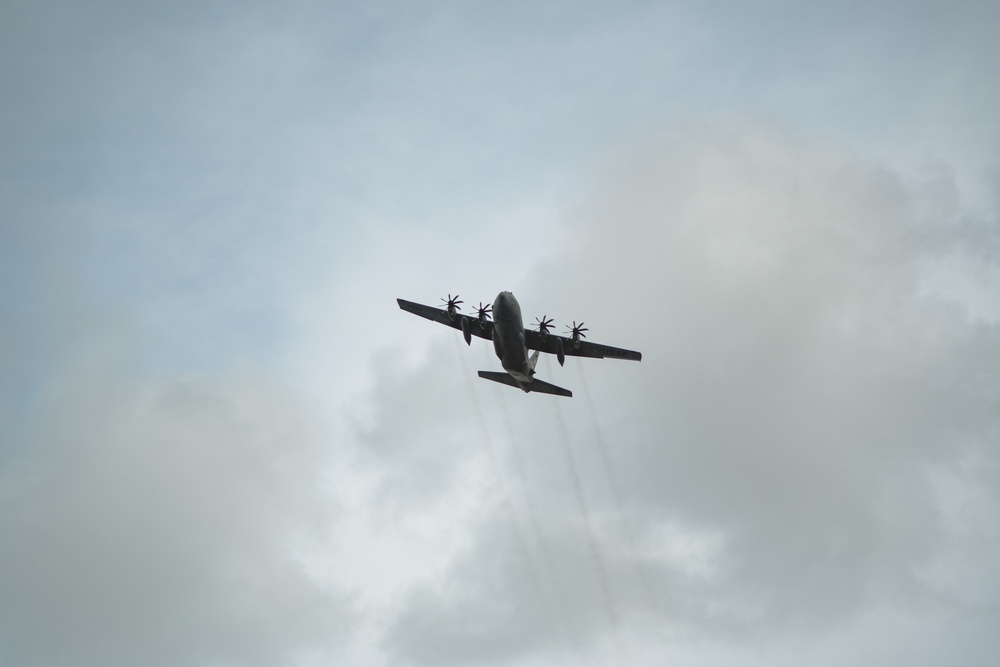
[4,1,999,665]
[0,156,352,666]
[371,121,1000,665]
[543,120,1000,632]
[0,325,350,666]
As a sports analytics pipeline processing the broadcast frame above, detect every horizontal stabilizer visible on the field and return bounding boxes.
[477,371,572,397]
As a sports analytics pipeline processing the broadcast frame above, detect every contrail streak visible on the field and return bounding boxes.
[575,362,658,614]
[544,357,624,664]
[455,335,577,666]
[481,342,587,666]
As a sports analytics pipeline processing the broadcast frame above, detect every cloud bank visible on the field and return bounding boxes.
[0,347,349,666]
[370,120,1000,665]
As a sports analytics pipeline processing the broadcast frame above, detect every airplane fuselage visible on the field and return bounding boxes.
[491,291,533,383]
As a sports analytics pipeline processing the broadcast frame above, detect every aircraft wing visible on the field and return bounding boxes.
[524,329,642,362]
[397,298,495,341]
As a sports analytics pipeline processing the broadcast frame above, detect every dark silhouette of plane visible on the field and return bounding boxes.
[397,291,641,397]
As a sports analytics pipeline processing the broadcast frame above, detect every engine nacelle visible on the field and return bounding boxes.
[556,337,565,366]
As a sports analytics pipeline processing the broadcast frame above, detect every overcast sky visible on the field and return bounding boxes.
[2,1,999,666]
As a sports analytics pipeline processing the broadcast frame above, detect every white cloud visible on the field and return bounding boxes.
[367,120,1000,665]
[3,1,999,665]
[0,359,350,667]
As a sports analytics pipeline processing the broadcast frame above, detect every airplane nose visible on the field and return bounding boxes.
[493,292,509,316]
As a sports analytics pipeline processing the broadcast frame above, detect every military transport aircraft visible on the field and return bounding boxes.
[397,291,642,397]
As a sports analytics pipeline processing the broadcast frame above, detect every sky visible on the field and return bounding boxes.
[2,1,999,665]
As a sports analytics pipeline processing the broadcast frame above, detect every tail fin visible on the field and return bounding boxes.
[477,371,573,397]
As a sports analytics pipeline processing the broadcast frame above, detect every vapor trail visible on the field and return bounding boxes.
[483,344,546,530]
[575,362,658,614]
[547,368,624,665]
[455,335,577,666]
[483,344,587,663]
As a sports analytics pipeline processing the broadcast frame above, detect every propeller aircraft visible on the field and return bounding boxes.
[397,291,641,397]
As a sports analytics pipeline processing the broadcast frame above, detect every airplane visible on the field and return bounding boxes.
[397,291,642,397]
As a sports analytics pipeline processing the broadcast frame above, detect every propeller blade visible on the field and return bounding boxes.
[441,294,463,311]
[534,315,554,333]
[566,321,588,338]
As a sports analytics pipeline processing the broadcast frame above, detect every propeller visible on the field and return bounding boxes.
[534,316,555,336]
[566,321,588,344]
[475,302,493,328]
[441,294,463,317]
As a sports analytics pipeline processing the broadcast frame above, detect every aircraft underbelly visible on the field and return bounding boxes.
[493,291,532,381]
[508,369,532,382]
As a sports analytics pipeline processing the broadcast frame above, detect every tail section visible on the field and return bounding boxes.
[526,377,573,397]
[477,371,573,397]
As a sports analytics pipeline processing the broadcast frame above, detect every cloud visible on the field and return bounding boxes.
[370,119,1000,665]
[0,345,350,666]
[536,118,1000,627]
[4,1,999,663]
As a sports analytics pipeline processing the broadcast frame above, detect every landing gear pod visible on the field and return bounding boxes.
[460,316,472,345]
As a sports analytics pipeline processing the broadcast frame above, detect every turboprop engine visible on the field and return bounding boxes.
[475,302,493,329]
[566,321,588,349]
